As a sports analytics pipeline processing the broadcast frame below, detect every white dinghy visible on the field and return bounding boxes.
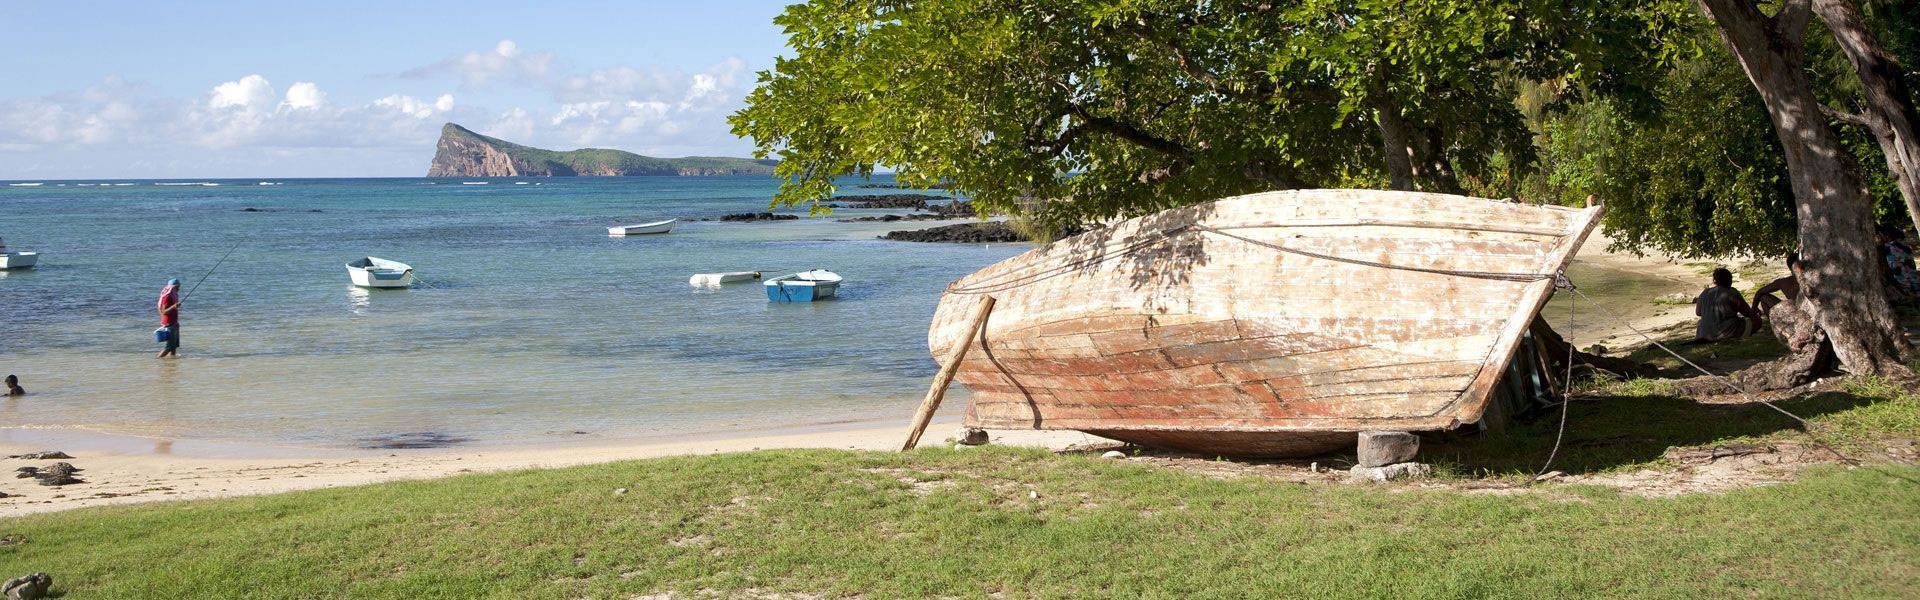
[689,271,761,287]
[0,237,35,270]
[346,256,415,288]
[609,219,677,236]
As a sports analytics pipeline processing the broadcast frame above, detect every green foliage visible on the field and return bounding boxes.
[1537,47,1800,258]
[732,0,1671,226]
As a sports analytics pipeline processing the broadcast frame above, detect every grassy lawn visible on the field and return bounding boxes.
[5,330,1917,598]
[3,414,1918,598]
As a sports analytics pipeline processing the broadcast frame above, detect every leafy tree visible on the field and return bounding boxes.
[1690,0,1910,377]
[731,0,1665,228]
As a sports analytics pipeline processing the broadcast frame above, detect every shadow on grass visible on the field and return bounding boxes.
[1421,389,1883,476]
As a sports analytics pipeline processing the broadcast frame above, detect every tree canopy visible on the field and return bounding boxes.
[731,0,1669,228]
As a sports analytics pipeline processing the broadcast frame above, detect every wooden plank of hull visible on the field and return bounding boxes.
[927,189,1602,457]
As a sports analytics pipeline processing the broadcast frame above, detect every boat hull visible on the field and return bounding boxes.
[765,280,838,302]
[609,219,676,236]
[346,259,415,289]
[0,252,37,270]
[690,272,760,286]
[927,190,1601,457]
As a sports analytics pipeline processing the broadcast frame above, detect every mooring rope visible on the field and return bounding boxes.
[1534,273,1578,480]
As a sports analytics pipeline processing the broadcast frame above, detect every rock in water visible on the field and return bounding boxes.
[881,222,1026,243]
[1356,431,1420,467]
[1,572,51,600]
[716,212,799,222]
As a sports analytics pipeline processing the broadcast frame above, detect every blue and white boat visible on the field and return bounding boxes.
[346,256,415,288]
[764,270,842,302]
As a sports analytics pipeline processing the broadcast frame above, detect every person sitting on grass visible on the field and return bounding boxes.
[1752,252,1801,314]
[5,374,22,396]
[1694,267,1763,343]
[1875,224,1920,304]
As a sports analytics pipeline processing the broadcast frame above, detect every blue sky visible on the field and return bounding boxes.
[0,1,795,178]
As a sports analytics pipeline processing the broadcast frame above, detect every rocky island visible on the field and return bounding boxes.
[426,123,777,177]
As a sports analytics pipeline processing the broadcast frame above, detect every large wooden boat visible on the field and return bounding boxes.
[927,189,1601,457]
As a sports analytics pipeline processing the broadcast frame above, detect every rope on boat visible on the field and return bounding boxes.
[1535,274,1578,480]
[943,222,1556,295]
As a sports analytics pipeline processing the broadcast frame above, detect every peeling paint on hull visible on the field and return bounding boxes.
[927,190,1603,457]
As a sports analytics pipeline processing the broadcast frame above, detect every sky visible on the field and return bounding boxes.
[0,1,795,179]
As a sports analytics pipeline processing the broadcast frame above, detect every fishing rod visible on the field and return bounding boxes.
[181,245,239,300]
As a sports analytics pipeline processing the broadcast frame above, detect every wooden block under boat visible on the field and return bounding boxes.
[926,189,1602,457]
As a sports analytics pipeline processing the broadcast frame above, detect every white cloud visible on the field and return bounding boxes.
[282,82,326,110]
[399,38,557,88]
[483,107,535,141]
[373,93,456,120]
[208,74,276,110]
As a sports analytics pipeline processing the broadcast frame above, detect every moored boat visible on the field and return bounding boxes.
[0,237,34,270]
[608,219,677,236]
[345,256,415,288]
[927,189,1602,457]
[689,271,761,287]
[765,270,842,302]
[0,252,37,270]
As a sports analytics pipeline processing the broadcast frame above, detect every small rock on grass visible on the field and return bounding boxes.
[1347,462,1433,483]
[1100,450,1127,459]
[953,428,990,446]
[1,572,51,600]
[614,488,629,496]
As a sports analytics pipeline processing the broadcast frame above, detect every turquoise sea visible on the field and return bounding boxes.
[0,177,1020,450]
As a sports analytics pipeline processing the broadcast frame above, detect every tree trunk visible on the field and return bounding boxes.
[1812,0,1920,234]
[1373,97,1418,192]
[1412,127,1465,195]
[1696,0,1913,378]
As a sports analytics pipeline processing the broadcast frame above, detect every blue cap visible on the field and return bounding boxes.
[167,278,180,286]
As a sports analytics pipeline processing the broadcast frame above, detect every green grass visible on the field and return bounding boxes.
[5,404,1919,598]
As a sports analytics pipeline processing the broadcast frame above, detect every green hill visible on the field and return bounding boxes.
[425,123,776,177]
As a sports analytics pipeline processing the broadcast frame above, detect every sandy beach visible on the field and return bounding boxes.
[1,422,1103,517]
[0,229,1736,519]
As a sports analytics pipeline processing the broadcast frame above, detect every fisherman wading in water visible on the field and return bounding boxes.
[157,278,182,358]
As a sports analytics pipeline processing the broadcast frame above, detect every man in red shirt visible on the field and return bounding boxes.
[157,278,181,358]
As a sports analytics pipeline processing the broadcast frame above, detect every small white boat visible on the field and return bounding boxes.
[0,238,34,270]
[689,271,761,287]
[765,270,842,302]
[346,256,415,288]
[609,219,677,236]
[1,252,38,270]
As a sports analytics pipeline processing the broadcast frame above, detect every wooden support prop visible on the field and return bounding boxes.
[902,295,996,451]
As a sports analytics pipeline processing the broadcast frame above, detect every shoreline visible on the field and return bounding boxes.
[0,420,1105,518]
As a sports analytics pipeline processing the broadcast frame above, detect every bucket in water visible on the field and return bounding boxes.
[154,327,170,343]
